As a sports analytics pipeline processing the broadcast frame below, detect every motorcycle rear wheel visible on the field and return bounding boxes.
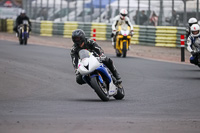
[90,77,109,101]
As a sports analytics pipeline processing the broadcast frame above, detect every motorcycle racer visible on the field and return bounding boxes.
[13,9,31,37]
[70,29,121,85]
[187,24,200,66]
[111,9,134,47]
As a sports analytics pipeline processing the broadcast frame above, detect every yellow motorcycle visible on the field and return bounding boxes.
[115,26,132,57]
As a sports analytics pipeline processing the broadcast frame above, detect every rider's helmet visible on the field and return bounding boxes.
[190,24,200,37]
[120,9,128,20]
[188,17,198,27]
[72,29,86,46]
[20,9,26,17]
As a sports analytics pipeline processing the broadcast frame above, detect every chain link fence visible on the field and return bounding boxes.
[23,0,199,26]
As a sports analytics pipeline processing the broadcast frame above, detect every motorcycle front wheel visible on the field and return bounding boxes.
[19,32,23,45]
[113,85,125,100]
[19,38,23,45]
[24,33,28,45]
[90,77,109,101]
[122,42,127,57]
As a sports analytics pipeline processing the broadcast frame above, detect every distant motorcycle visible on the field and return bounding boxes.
[115,26,132,57]
[77,49,125,101]
[18,20,29,45]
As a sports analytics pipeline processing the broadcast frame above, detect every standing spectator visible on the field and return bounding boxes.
[37,8,48,20]
[133,10,139,25]
[171,10,180,26]
[140,10,148,25]
[171,10,177,25]
[149,11,158,26]
[165,10,180,26]
[174,14,180,26]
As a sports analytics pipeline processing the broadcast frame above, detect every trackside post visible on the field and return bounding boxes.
[180,35,185,62]
[93,29,96,41]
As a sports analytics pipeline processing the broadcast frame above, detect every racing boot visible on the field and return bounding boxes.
[108,65,121,83]
[102,57,121,83]
[112,69,122,85]
[112,70,121,81]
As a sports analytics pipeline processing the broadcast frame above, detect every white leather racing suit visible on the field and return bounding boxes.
[187,34,200,65]
[112,15,133,31]
[111,15,133,45]
[187,35,200,53]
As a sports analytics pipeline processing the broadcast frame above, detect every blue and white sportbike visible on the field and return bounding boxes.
[77,49,125,101]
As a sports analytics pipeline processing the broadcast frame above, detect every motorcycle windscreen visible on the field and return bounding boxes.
[79,49,90,59]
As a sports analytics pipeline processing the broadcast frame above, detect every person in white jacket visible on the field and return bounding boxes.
[111,9,134,47]
[187,24,200,66]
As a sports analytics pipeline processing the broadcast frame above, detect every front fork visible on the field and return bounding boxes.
[116,37,130,54]
[20,26,29,39]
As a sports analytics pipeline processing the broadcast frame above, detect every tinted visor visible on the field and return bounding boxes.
[189,22,197,27]
[73,37,84,45]
[192,30,199,35]
[120,13,127,17]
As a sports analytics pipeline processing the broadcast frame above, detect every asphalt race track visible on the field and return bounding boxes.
[0,40,200,133]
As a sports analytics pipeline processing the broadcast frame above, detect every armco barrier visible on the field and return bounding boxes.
[0,19,3,31]
[32,20,41,34]
[155,26,178,47]
[5,19,187,48]
[6,19,14,33]
[40,21,53,36]
[63,22,78,38]
[0,19,2,31]
[106,24,112,41]
[78,23,91,37]
[53,22,64,35]
[131,25,140,45]
[91,23,107,40]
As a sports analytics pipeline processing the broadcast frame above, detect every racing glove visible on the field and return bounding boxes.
[75,69,80,75]
[100,53,107,61]
[130,30,134,36]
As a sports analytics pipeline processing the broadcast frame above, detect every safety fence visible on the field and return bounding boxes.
[1,19,186,47]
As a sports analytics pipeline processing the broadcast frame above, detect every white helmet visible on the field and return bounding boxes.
[188,17,198,26]
[120,9,128,19]
[190,24,200,37]
[20,9,26,14]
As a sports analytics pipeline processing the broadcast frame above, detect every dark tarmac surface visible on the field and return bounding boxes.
[0,40,200,133]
